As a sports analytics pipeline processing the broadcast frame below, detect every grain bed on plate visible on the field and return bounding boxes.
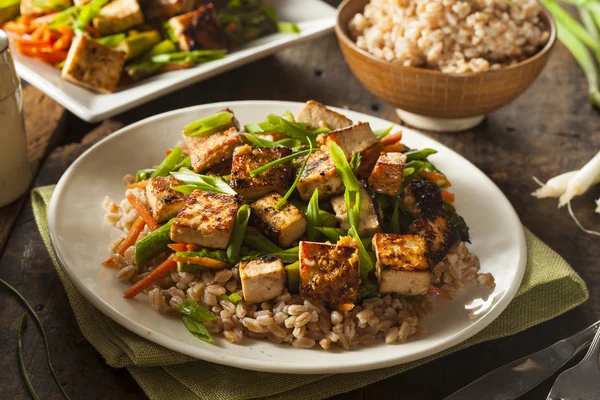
[348,0,550,73]
[103,191,494,349]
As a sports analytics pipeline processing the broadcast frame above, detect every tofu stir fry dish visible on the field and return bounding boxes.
[102,101,495,349]
[1,0,299,93]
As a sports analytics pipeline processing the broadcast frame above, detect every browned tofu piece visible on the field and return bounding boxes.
[21,0,71,16]
[372,233,431,296]
[143,0,195,19]
[295,100,353,130]
[239,256,286,304]
[61,35,126,94]
[296,150,344,202]
[299,239,360,305]
[330,186,382,237]
[92,0,144,36]
[407,213,459,266]
[185,127,244,173]
[170,190,241,249]
[368,152,407,196]
[403,180,444,217]
[145,176,186,223]
[229,145,292,199]
[250,193,307,248]
[167,4,228,52]
[317,122,378,158]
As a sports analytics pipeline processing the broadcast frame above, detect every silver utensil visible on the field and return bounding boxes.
[445,321,600,400]
[546,322,600,400]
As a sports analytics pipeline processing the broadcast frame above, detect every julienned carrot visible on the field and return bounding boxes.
[102,217,146,268]
[126,180,149,189]
[430,285,453,300]
[441,191,455,202]
[381,143,408,153]
[379,130,403,145]
[186,243,200,251]
[126,192,160,231]
[172,254,229,268]
[167,243,187,252]
[124,256,177,298]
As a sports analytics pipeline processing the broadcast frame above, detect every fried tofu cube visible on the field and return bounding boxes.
[368,152,407,196]
[20,0,71,16]
[251,132,287,142]
[295,100,353,130]
[145,176,186,223]
[170,190,241,249]
[373,233,431,296]
[250,193,307,248]
[317,122,378,158]
[143,0,195,19]
[330,187,382,237]
[403,180,444,216]
[239,256,286,304]
[168,4,228,52]
[92,0,144,36]
[296,150,344,202]
[299,239,360,305]
[185,127,244,173]
[407,213,459,266]
[229,145,292,199]
[61,35,126,94]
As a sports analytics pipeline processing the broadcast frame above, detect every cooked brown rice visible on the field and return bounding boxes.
[348,0,550,73]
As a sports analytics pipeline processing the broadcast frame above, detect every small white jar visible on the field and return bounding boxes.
[0,30,31,207]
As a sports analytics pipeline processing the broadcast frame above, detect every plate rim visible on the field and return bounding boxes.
[48,100,527,374]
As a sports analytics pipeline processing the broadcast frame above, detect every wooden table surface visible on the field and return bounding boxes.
[2,5,600,399]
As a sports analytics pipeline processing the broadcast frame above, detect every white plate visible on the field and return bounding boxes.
[48,101,526,374]
[13,1,335,122]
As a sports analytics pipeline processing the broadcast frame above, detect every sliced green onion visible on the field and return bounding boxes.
[18,314,39,400]
[219,292,243,304]
[265,246,299,263]
[135,168,155,182]
[328,142,360,191]
[243,232,282,253]
[72,0,109,34]
[176,298,216,322]
[0,279,70,400]
[285,261,300,293]
[175,249,228,261]
[357,281,380,302]
[266,114,317,143]
[403,167,415,177]
[151,147,183,178]
[315,227,346,242]
[405,148,437,161]
[182,316,214,343]
[244,123,264,133]
[227,205,251,262]
[171,171,236,195]
[250,149,312,177]
[542,0,600,52]
[306,189,321,241]
[96,33,126,47]
[344,189,361,232]
[348,226,374,281]
[349,152,362,174]
[244,133,278,147]
[390,201,401,234]
[310,127,331,134]
[374,125,393,140]
[277,21,301,33]
[275,140,313,208]
[183,112,234,137]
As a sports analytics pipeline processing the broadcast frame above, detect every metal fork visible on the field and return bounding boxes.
[547,321,600,400]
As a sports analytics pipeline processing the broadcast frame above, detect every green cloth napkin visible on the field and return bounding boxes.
[32,185,589,400]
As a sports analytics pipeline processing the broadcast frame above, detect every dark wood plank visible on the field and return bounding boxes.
[1,11,599,399]
[0,86,65,254]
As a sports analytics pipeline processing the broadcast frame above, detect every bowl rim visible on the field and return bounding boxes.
[335,0,557,78]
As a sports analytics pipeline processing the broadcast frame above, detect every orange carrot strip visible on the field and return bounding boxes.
[337,303,355,312]
[53,36,72,50]
[186,243,201,251]
[441,191,455,203]
[41,29,52,43]
[126,192,160,231]
[102,217,146,267]
[124,256,177,298]
[379,130,403,145]
[172,254,229,269]
[167,243,188,252]
[126,180,149,189]
[419,170,446,182]
[380,143,408,153]
[31,26,46,41]
[3,21,32,34]
[430,285,453,300]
